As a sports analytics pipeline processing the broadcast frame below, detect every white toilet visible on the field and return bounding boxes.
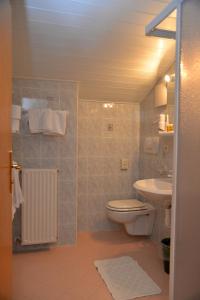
[106,199,155,236]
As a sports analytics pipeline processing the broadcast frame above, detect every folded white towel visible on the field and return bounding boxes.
[28,108,46,133]
[12,167,24,220]
[42,109,68,136]
[28,108,68,136]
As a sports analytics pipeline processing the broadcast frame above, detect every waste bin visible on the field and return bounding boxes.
[161,238,170,274]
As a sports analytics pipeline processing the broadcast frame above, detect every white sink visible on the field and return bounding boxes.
[133,178,172,202]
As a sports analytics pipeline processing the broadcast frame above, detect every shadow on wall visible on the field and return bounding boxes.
[12,0,34,77]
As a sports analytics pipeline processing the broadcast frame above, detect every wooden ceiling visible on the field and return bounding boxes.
[11,0,176,102]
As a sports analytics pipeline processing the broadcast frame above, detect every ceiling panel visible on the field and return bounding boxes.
[11,0,176,102]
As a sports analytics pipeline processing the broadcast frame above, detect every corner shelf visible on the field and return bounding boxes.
[159,131,174,136]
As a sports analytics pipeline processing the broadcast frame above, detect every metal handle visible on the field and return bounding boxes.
[12,162,22,170]
[9,151,12,194]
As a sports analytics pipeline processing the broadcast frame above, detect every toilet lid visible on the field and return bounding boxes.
[107,199,147,211]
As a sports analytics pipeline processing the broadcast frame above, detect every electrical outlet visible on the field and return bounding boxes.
[120,158,129,170]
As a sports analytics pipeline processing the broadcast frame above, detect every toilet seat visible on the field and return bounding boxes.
[106,199,147,212]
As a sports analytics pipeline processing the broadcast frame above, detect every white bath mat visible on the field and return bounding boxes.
[94,256,161,300]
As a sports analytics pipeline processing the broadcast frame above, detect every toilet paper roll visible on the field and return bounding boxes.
[12,105,21,119]
[12,119,20,133]
[159,121,166,131]
[165,207,171,228]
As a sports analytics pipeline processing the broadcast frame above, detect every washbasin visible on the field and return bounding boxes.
[133,178,172,202]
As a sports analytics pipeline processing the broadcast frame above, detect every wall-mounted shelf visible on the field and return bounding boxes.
[159,131,174,136]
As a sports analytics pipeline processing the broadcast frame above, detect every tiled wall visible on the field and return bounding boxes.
[12,78,78,250]
[78,100,140,231]
[12,78,173,245]
[139,84,174,243]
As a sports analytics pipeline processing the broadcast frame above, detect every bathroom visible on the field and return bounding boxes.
[1,0,200,300]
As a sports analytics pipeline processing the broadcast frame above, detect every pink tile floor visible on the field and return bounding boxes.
[13,231,169,300]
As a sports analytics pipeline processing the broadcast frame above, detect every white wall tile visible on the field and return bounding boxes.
[12,78,78,249]
[77,100,140,231]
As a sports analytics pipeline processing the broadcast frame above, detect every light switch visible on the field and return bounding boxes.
[120,158,129,170]
[107,123,113,131]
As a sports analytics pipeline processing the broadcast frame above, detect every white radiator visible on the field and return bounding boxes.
[21,169,58,245]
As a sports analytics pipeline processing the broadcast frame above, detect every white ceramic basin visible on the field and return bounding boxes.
[133,178,172,202]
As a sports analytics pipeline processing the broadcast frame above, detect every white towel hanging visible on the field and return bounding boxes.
[42,109,68,136]
[28,108,46,133]
[28,108,68,136]
[12,166,24,220]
